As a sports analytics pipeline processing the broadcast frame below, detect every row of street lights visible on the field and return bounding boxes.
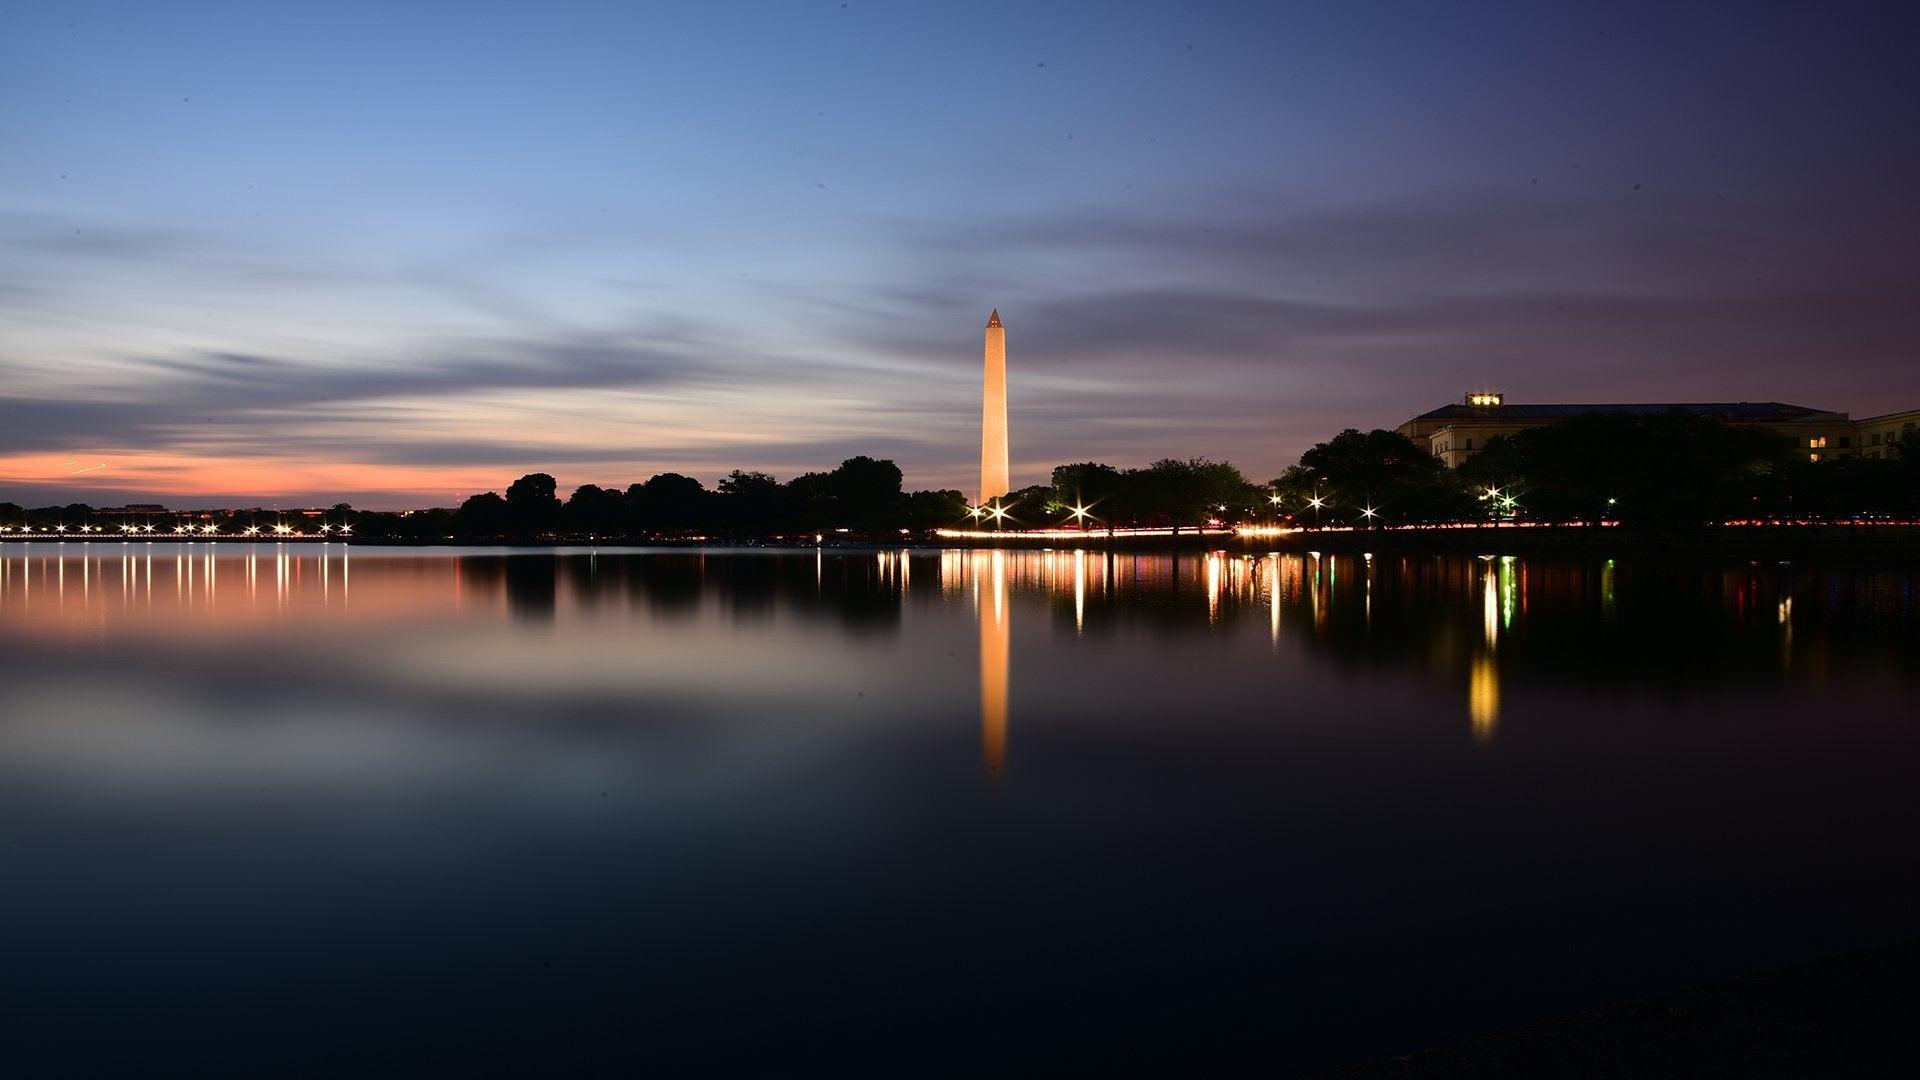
[957,482,1561,533]
[964,490,1375,532]
[0,522,352,537]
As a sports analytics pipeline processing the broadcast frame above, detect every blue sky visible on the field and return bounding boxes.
[3,1,1916,506]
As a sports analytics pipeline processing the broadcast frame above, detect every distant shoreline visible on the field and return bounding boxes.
[8,525,1919,561]
[932,525,1920,561]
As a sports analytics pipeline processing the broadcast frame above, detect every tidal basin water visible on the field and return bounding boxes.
[2,544,1917,1074]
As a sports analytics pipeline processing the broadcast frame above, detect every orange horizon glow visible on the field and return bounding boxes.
[0,451,730,509]
[0,451,513,508]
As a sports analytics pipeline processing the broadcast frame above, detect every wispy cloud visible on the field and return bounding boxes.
[5,176,1918,506]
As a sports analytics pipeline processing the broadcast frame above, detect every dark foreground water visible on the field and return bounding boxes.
[1,544,1916,1075]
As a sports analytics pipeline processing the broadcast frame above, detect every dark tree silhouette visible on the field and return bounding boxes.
[1125,458,1255,530]
[1487,412,1792,525]
[1297,429,1462,525]
[563,484,626,536]
[504,473,562,537]
[904,489,969,535]
[828,456,905,531]
[457,491,511,537]
[629,473,709,535]
[715,470,787,535]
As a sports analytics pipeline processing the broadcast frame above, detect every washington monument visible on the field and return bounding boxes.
[980,309,1009,504]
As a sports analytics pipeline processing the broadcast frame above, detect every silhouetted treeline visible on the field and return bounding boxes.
[4,413,1912,541]
[440,456,967,541]
[1267,413,1920,528]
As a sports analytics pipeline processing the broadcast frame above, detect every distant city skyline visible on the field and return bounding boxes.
[4,2,1917,508]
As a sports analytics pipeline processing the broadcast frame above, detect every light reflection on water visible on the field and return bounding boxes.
[1,543,1918,1074]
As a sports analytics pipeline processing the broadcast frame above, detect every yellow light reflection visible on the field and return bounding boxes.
[1268,555,1281,645]
[1205,552,1221,622]
[1073,548,1085,632]
[980,549,1009,782]
[1482,563,1499,649]
[1778,592,1793,674]
[1470,654,1499,743]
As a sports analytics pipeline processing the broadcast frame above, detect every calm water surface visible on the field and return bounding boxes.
[2,544,1917,1074]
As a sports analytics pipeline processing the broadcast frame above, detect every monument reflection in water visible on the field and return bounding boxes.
[1,544,1918,1074]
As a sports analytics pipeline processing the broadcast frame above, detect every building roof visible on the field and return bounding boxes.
[1854,407,1920,425]
[1408,401,1842,423]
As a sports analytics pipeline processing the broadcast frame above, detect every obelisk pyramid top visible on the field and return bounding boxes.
[986,309,1002,328]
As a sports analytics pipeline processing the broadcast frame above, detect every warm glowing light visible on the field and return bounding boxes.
[1360,506,1378,519]
[937,525,1235,540]
[1470,655,1499,741]
[1204,552,1221,620]
[1068,504,1091,522]
[1482,566,1499,647]
[980,549,1009,781]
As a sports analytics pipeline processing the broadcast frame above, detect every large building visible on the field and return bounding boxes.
[979,309,1009,503]
[1398,393,1919,468]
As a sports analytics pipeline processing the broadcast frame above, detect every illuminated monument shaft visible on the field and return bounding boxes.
[980,309,1009,504]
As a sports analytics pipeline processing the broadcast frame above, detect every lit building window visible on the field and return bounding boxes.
[1809,436,1827,448]
[1809,452,1821,462]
